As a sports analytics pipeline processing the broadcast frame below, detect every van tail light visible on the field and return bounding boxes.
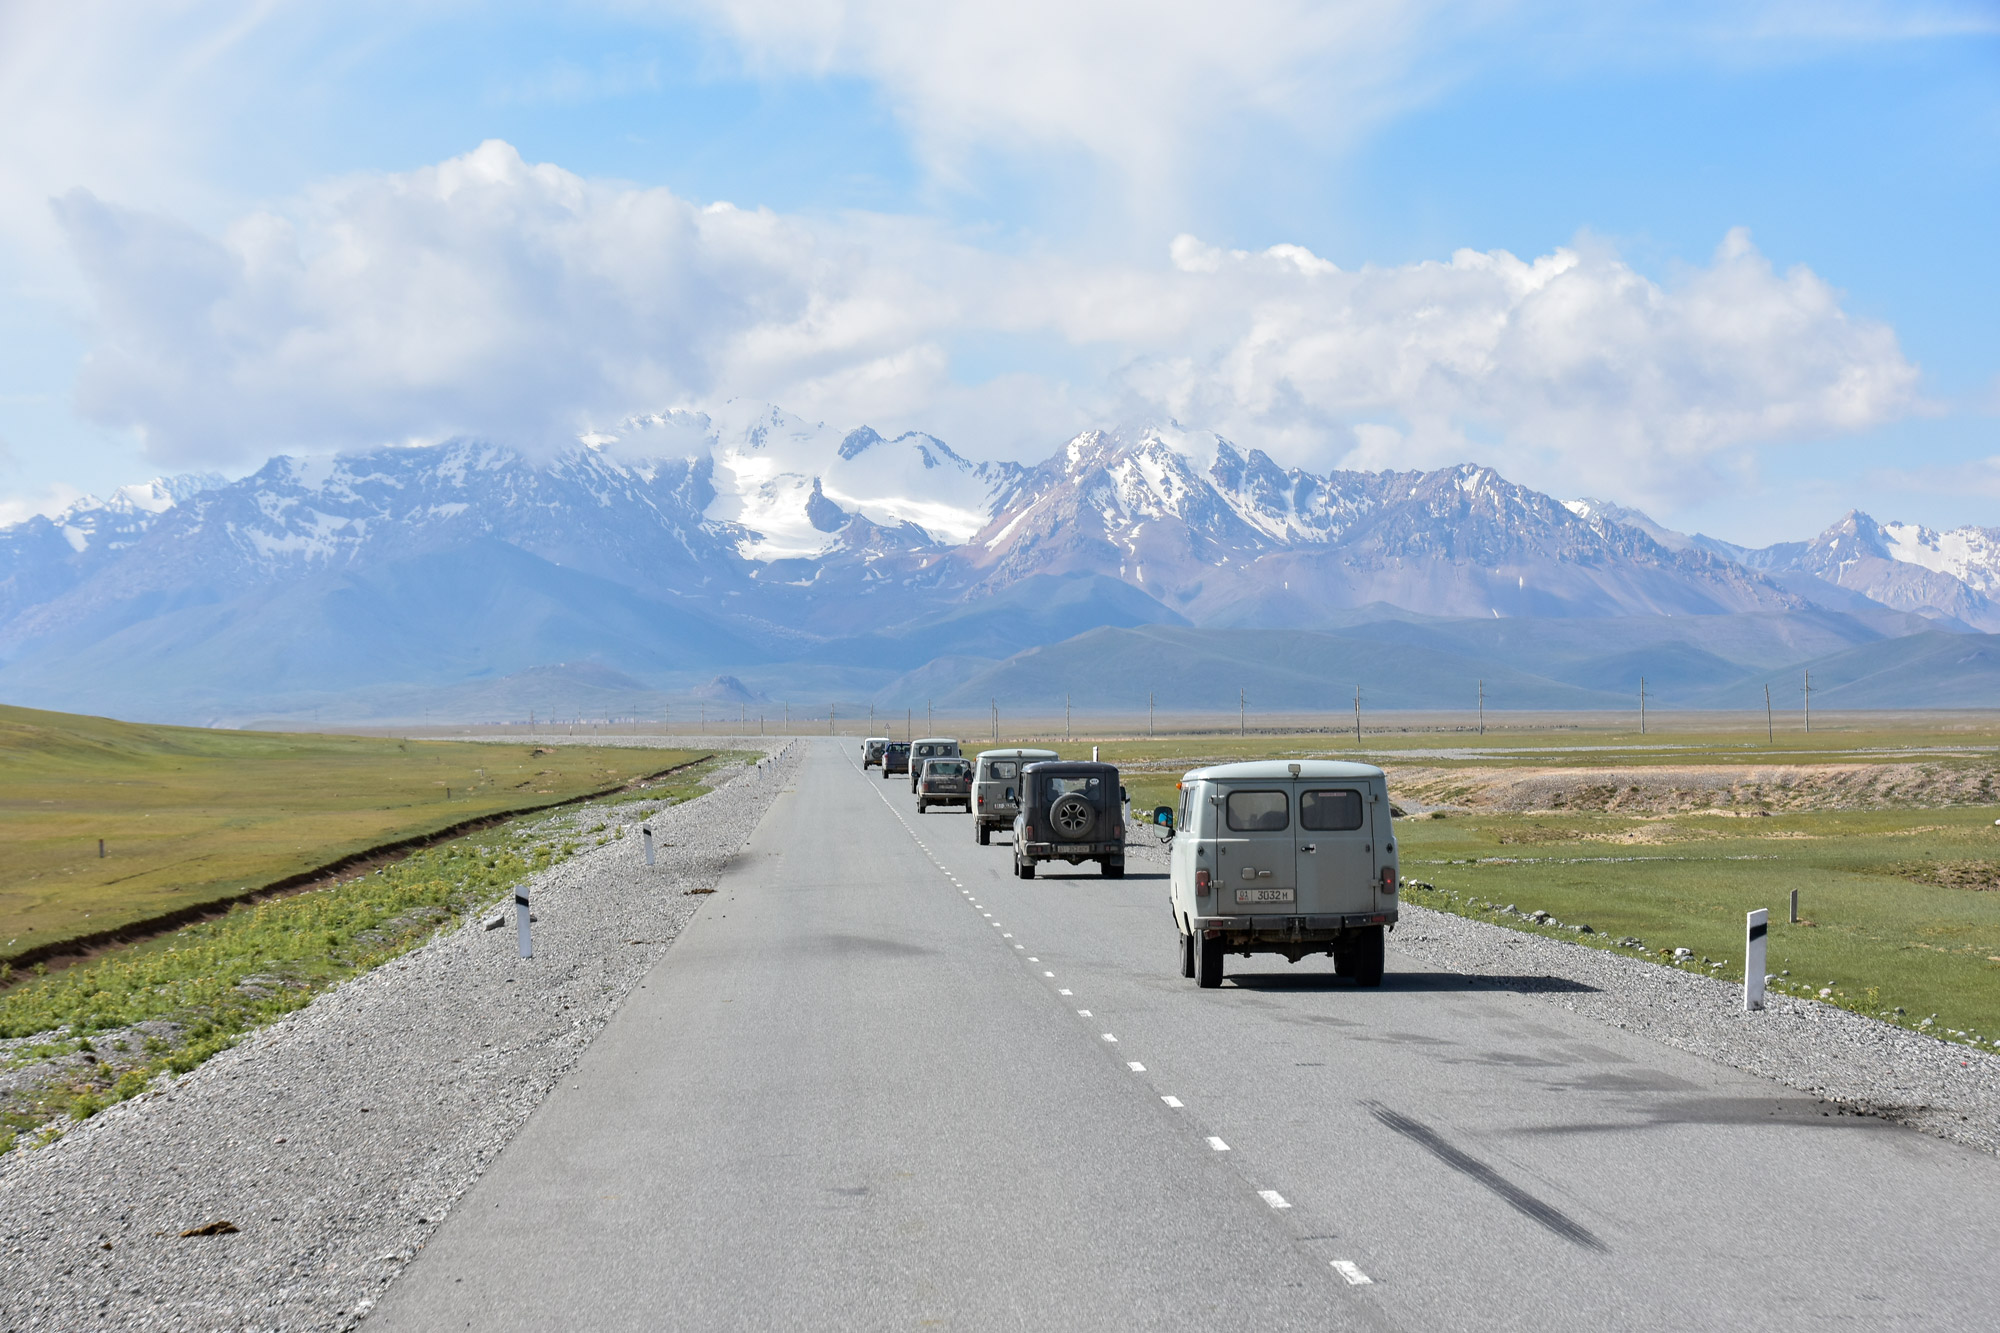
[1380,866,1397,894]
[1195,869,1211,896]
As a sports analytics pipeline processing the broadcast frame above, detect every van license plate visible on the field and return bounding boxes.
[1235,888,1295,904]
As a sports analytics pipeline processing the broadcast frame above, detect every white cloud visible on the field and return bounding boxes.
[57,141,1919,507]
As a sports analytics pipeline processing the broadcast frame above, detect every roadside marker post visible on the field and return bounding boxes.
[1745,908,1768,1011]
[1789,888,1799,924]
[642,825,655,866]
[517,889,533,959]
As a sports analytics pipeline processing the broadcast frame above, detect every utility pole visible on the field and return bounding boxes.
[1149,691,1155,739]
[927,698,932,731]
[991,698,998,741]
[1477,679,1484,736]
[1239,688,1246,738]
[907,707,912,740]
[829,704,835,735]
[1764,683,1773,743]
[1354,685,1362,745]
[870,704,875,733]
[1066,694,1072,742]
[784,700,790,728]
[1802,669,1812,733]
[700,703,706,734]
[1639,677,1647,736]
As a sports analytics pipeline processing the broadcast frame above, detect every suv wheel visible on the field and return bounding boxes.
[1179,930,1194,978]
[1195,933,1223,988]
[1049,793,1096,841]
[917,800,928,813]
[1016,857,1035,880]
[1101,858,1124,878]
[976,824,990,846]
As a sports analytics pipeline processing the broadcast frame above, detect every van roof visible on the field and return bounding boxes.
[974,748,1059,761]
[912,737,959,745]
[1183,760,1385,782]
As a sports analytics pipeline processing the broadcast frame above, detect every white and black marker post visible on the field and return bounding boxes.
[1744,907,1769,1011]
[642,825,655,866]
[517,887,533,959]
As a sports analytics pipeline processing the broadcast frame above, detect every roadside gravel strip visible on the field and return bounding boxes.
[0,737,799,1333]
[1123,835,2000,1158]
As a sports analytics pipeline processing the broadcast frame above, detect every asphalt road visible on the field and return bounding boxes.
[374,739,1999,1331]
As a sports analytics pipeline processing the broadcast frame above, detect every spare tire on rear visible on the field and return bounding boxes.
[1048,793,1096,842]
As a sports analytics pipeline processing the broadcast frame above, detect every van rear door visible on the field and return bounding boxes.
[1216,784,1298,913]
[1294,785,1374,916]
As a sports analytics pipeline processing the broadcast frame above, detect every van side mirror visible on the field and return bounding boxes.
[1121,785,1129,803]
[1153,806,1175,831]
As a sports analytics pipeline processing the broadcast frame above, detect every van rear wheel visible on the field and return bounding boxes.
[1179,930,1195,978]
[976,824,990,846]
[1195,934,1223,988]
[1101,858,1124,878]
[1016,858,1035,880]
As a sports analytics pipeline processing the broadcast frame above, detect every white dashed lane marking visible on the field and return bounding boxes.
[1258,1190,1291,1210]
[1044,972,1055,978]
[1076,1010,1092,1017]
[1127,1062,1145,1072]
[1162,1096,1183,1108]
[1330,1261,1373,1286]
[1101,1033,1118,1043]
[1057,988,1071,995]
[1207,1137,1230,1152]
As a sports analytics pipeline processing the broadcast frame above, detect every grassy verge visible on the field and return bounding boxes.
[0,702,709,963]
[1395,806,2000,1048]
[0,755,740,1156]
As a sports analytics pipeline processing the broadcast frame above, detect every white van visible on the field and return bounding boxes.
[971,748,1059,845]
[1167,760,1398,989]
[908,738,962,792]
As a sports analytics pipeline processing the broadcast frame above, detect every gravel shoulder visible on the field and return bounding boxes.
[0,738,799,1333]
[1123,831,2000,1157]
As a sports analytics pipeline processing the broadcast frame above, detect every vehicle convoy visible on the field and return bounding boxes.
[862,737,888,769]
[1013,760,1126,878]
[908,738,962,792]
[971,748,1059,845]
[882,742,911,778]
[916,757,972,813]
[1166,761,1398,989]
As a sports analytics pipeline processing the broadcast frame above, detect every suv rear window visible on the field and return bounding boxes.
[1300,789,1364,831]
[1225,790,1289,831]
[985,760,1018,780]
[1045,775,1104,803]
[928,760,968,778]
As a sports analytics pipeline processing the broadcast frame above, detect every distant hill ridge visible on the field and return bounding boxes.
[0,404,1993,720]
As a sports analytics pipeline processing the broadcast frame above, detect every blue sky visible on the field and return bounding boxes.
[1,1,1995,544]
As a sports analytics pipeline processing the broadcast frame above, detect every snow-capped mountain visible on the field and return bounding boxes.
[0,406,1984,719]
[959,429,1799,622]
[1568,501,2000,632]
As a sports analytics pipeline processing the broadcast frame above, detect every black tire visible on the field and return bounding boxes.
[1180,929,1195,978]
[918,800,928,814]
[1338,926,1385,988]
[1195,933,1224,988]
[1048,793,1096,842]
[1102,858,1125,878]
[977,824,990,846]
[1017,858,1036,880]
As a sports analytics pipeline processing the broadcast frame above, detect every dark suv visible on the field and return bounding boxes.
[1012,760,1126,878]
[882,742,911,778]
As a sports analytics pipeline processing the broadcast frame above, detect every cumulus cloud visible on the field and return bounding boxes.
[58,141,1919,505]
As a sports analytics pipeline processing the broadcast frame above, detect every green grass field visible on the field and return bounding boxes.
[0,704,708,964]
[971,725,2000,1047]
[0,752,738,1154]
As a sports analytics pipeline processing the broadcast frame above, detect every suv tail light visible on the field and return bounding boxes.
[1195,869,1211,896]
[1380,866,1397,894]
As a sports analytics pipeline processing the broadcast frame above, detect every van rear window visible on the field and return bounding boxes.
[986,761,1018,779]
[1301,789,1364,831]
[1225,790,1289,832]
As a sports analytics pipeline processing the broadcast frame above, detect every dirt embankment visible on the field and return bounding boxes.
[1390,760,2000,816]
